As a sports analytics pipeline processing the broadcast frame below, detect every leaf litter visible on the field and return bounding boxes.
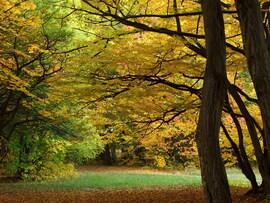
[0,166,263,202]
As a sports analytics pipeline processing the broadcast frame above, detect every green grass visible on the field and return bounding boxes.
[226,168,262,187]
[0,169,262,192]
[0,172,201,192]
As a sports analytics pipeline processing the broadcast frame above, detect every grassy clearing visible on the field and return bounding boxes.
[0,173,201,192]
[0,168,261,192]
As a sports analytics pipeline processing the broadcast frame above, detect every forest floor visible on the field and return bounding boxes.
[0,165,264,203]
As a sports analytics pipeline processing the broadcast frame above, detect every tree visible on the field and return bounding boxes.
[53,0,267,200]
[235,0,270,194]
[0,0,50,162]
[195,0,231,202]
[0,0,102,180]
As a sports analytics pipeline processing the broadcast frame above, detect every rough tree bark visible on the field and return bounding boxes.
[234,0,270,194]
[196,0,232,202]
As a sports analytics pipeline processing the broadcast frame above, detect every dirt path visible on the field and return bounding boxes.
[0,166,264,202]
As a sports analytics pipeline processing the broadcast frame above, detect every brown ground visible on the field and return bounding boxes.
[0,165,264,203]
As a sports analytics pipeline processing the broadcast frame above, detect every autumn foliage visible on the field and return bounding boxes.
[1,0,270,201]
[0,0,102,180]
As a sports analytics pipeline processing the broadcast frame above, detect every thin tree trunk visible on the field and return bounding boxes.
[103,144,112,166]
[196,0,231,202]
[234,0,270,194]
[221,121,259,193]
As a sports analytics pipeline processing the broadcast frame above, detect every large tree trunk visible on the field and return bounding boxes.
[195,0,231,202]
[234,0,270,194]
